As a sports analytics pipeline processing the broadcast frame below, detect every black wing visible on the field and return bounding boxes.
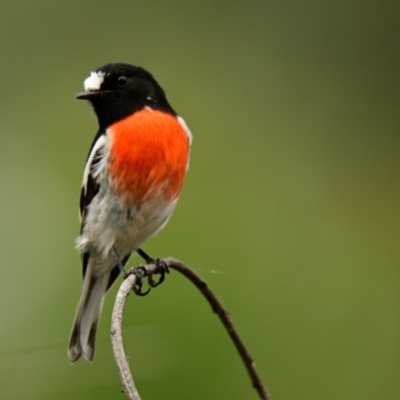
[79,130,106,278]
[79,170,100,231]
[79,129,132,289]
[79,129,106,225]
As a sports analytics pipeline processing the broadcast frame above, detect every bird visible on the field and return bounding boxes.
[68,63,192,363]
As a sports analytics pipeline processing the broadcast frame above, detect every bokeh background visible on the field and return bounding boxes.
[0,1,399,399]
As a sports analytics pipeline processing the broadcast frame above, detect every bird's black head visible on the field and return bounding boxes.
[77,63,176,128]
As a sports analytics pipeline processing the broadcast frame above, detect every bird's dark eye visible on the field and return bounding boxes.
[116,76,128,87]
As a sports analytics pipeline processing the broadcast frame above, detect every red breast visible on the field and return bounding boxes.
[108,108,190,205]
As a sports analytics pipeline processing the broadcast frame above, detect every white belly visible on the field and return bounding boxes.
[76,187,177,276]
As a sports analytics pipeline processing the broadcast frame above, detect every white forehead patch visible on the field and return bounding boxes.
[83,71,105,92]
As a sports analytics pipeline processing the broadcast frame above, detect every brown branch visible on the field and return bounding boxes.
[164,258,270,400]
[110,263,158,400]
[111,258,270,400]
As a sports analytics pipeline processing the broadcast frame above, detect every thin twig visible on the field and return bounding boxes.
[164,258,270,400]
[110,263,158,400]
[111,258,270,400]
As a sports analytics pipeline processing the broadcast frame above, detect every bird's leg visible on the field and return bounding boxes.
[137,248,169,287]
[111,246,127,278]
[111,246,150,296]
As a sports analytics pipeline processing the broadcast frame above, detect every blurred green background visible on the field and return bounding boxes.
[0,1,399,399]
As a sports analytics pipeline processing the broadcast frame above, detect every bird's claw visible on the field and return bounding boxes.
[148,258,169,288]
[128,251,170,295]
[125,266,151,296]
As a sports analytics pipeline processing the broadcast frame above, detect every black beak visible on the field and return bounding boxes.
[76,90,112,100]
[76,91,101,100]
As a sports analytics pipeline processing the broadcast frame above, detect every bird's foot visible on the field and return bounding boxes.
[125,266,151,296]
[148,258,170,288]
[137,249,169,288]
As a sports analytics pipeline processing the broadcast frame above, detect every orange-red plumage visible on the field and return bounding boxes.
[109,109,189,205]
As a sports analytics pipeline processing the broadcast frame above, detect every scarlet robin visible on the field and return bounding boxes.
[68,63,192,362]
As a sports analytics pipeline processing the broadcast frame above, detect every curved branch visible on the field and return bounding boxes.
[111,258,270,400]
[164,258,270,400]
[110,263,158,400]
